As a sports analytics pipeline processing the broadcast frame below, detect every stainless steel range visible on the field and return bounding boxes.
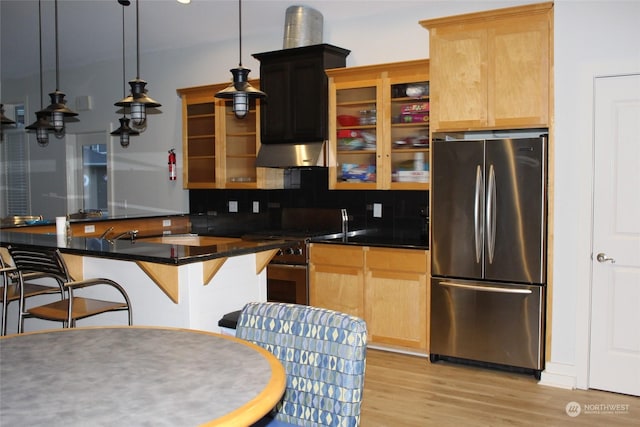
[244,208,347,305]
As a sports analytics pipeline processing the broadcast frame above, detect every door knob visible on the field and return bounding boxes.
[596,252,616,263]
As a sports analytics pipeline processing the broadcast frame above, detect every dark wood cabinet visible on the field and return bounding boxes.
[253,44,350,144]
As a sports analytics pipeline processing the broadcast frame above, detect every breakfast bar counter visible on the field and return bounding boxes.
[0,230,288,334]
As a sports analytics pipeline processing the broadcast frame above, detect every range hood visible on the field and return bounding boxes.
[256,141,326,168]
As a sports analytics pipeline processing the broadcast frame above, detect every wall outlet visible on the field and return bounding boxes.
[252,201,260,213]
[373,203,382,218]
[162,219,171,227]
[229,200,238,213]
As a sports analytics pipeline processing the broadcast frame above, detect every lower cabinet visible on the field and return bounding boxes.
[309,243,429,354]
[309,244,365,319]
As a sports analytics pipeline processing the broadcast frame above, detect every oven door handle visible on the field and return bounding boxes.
[268,263,307,269]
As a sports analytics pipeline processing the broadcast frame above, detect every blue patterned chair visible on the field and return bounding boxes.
[236,302,367,427]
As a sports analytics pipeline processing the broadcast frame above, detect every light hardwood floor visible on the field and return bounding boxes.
[360,349,639,426]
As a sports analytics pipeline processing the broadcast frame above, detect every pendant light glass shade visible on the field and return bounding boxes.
[215,0,266,119]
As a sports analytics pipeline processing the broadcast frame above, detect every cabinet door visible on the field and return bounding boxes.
[365,248,429,352]
[259,61,288,143]
[488,14,550,128]
[309,244,364,318]
[389,78,431,190]
[182,96,217,188]
[260,58,328,143]
[430,23,488,131]
[290,57,328,141]
[219,97,259,188]
[329,78,383,190]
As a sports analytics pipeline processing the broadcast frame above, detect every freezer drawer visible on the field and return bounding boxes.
[430,277,545,371]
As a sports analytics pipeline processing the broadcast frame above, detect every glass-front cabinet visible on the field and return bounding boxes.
[327,59,430,190]
[178,82,267,189]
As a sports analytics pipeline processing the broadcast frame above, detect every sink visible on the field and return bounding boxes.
[138,234,242,246]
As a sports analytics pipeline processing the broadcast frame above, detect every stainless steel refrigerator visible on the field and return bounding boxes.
[430,134,547,376]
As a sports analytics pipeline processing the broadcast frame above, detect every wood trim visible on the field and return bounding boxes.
[419,2,553,29]
[136,261,180,303]
[202,258,227,285]
[255,249,278,274]
[199,333,286,427]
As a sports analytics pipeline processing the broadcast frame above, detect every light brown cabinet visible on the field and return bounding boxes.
[326,60,430,190]
[309,243,430,354]
[365,247,429,352]
[177,83,280,189]
[309,244,365,319]
[420,2,553,131]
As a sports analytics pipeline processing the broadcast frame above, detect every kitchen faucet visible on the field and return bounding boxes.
[99,226,115,240]
[100,228,138,243]
[111,230,139,243]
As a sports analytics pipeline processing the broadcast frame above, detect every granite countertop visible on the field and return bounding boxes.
[0,213,190,228]
[311,229,429,250]
[0,230,287,266]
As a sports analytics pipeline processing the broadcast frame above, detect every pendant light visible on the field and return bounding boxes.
[0,104,16,143]
[38,0,78,134]
[115,0,161,127]
[25,0,53,147]
[215,0,266,119]
[111,2,139,147]
[0,105,15,126]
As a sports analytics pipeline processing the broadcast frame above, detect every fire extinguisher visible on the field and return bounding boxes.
[168,149,176,181]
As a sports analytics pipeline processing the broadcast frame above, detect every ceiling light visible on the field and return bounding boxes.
[115,0,161,127]
[0,105,15,126]
[215,0,266,119]
[111,1,139,147]
[38,0,78,133]
[25,0,53,147]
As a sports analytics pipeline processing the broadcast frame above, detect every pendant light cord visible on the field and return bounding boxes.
[136,0,140,79]
[238,0,242,67]
[38,0,44,108]
[122,5,126,99]
[54,0,59,91]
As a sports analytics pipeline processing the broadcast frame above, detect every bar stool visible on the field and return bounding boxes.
[7,245,133,333]
[0,247,61,335]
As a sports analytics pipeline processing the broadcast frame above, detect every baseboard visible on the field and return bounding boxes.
[539,361,578,389]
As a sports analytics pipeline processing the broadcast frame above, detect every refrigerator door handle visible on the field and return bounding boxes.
[439,281,533,294]
[474,165,483,263]
[486,164,497,264]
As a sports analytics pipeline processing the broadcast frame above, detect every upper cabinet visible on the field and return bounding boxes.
[253,44,350,144]
[326,59,430,190]
[420,2,553,132]
[178,82,274,189]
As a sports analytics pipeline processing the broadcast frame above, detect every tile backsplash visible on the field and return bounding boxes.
[189,168,428,239]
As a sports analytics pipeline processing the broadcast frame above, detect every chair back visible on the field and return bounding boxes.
[236,302,367,427]
[8,246,69,284]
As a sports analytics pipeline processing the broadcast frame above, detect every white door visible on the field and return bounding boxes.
[590,74,640,396]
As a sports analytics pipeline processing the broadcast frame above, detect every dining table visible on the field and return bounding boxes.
[0,326,286,426]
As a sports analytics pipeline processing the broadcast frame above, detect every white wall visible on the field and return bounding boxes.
[2,0,639,389]
[545,0,640,389]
